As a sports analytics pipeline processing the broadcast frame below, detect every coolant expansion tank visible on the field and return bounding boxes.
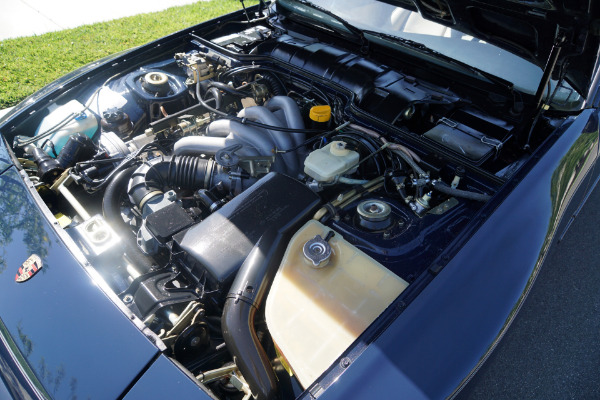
[265,220,408,387]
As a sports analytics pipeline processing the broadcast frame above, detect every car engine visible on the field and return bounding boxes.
[6,15,538,400]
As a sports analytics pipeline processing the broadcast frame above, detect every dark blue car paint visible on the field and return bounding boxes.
[0,162,163,399]
[0,139,12,176]
[122,355,213,399]
[0,308,48,400]
[314,109,600,399]
[0,3,598,399]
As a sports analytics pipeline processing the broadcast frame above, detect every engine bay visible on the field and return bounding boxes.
[2,11,551,399]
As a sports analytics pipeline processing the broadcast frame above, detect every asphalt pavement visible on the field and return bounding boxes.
[458,181,600,399]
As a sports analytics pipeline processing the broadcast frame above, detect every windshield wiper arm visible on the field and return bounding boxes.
[292,0,369,54]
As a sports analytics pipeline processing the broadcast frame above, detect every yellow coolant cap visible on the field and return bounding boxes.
[309,105,331,122]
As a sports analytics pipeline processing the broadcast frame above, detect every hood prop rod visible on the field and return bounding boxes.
[524,31,567,150]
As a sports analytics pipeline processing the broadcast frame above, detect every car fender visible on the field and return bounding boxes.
[317,108,600,399]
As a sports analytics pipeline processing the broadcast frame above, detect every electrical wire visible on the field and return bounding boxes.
[191,16,269,38]
[75,141,168,193]
[16,72,122,149]
[207,81,253,97]
[221,64,332,107]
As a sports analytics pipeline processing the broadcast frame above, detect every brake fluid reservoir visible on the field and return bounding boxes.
[303,141,359,182]
[35,100,98,157]
[265,220,408,388]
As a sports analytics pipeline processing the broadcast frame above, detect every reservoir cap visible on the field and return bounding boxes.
[309,105,331,122]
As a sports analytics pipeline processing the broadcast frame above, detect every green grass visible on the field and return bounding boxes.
[0,0,257,109]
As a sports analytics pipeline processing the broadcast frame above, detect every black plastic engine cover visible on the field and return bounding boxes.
[146,203,195,243]
[255,35,458,122]
[173,172,321,292]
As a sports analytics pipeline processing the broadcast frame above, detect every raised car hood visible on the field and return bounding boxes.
[386,0,600,95]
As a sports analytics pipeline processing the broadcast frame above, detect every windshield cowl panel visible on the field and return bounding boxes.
[277,0,583,108]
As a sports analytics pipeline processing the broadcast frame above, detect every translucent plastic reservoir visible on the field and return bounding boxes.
[303,141,359,182]
[265,220,408,388]
[35,100,98,157]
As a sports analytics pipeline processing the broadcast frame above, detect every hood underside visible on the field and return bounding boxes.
[384,0,599,96]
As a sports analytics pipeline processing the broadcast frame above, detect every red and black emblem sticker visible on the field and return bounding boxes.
[15,254,42,283]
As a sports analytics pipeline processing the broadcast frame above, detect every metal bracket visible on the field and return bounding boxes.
[215,144,242,168]
[481,135,503,151]
[439,117,458,128]
[215,144,274,177]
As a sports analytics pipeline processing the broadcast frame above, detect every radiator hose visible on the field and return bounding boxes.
[430,180,491,202]
[220,174,320,399]
[222,229,289,400]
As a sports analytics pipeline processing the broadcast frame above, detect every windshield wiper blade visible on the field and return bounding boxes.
[292,0,369,54]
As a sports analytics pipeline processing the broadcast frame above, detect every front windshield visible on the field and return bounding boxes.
[282,0,581,106]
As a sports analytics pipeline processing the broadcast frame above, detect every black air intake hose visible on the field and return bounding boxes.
[127,155,233,211]
[102,166,156,273]
[259,72,285,96]
[222,229,288,400]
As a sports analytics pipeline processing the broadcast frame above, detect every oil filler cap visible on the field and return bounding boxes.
[309,105,331,122]
[303,232,334,268]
